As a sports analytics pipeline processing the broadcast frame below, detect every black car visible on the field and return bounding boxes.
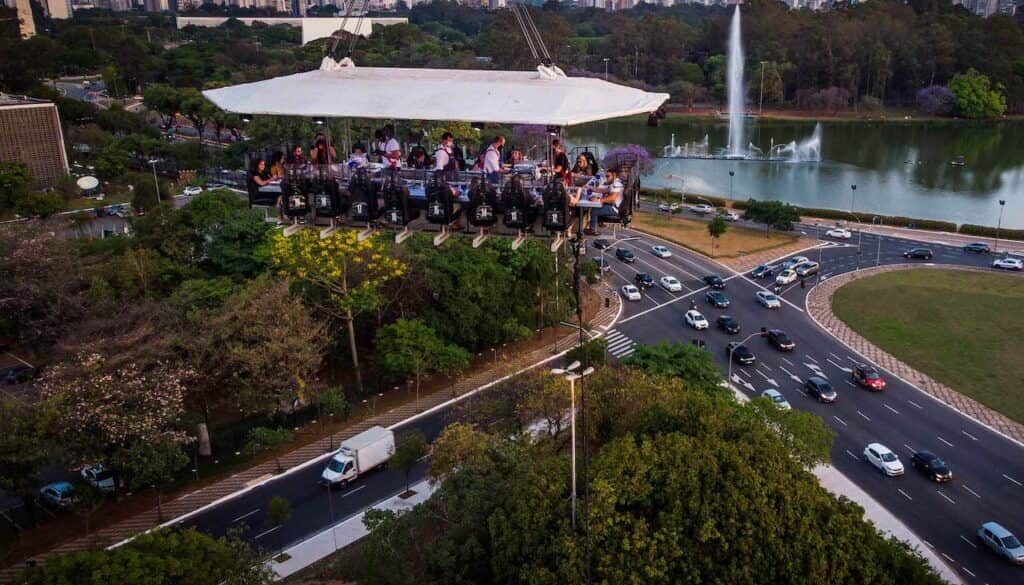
[634,273,654,289]
[705,290,730,308]
[2,364,36,385]
[717,315,740,334]
[615,248,636,263]
[963,242,990,254]
[766,329,795,351]
[911,451,953,482]
[592,238,611,250]
[804,376,837,403]
[726,342,756,365]
[703,275,725,289]
[750,264,774,279]
[904,247,934,260]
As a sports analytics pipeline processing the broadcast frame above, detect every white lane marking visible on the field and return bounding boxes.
[903,443,915,452]
[254,526,281,540]
[845,449,859,460]
[845,380,857,388]
[941,553,955,564]
[828,352,843,361]
[780,357,795,366]
[937,491,956,505]
[937,436,954,448]
[907,399,923,410]
[897,488,913,501]
[962,484,981,499]
[232,509,260,523]
[804,354,818,363]
[961,567,975,578]
[826,358,852,373]
[922,540,934,548]
[961,429,978,441]
[883,404,900,415]
[1004,474,1024,487]
[341,485,366,497]
[736,368,752,380]
[959,535,977,549]
[758,363,773,372]
[604,331,625,341]
[857,410,871,422]
[618,348,635,358]
[832,415,848,427]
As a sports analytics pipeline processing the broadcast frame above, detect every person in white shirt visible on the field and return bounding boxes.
[482,135,505,183]
[347,143,369,169]
[374,128,402,167]
[586,168,624,234]
[434,132,456,172]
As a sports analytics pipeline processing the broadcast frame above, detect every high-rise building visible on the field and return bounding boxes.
[12,0,36,38]
[997,0,1016,14]
[0,94,70,189]
[143,0,169,11]
[44,0,73,18]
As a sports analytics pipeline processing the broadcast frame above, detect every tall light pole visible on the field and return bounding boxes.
[728,170,735,201]
[759,61,767,115]
[551,361,594,530]
[872,216,882,266]
[148,159,162,204]
[602,57,609,81]
[849,184,857,221]
[995,199,1007,253]
[727,330,764,388]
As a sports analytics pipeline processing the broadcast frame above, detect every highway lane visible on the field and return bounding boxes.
[602,225,1024,584]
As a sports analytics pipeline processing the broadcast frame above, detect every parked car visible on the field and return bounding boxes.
[80,464,116,492]
[767,329,796,351]
[635,273,654,289]
[750,264,774,279]
[825,228,852,239]
[720,210,740,221]
[703,275,725,289]
[651,245,672,258]
[726,341,755,365]
[780,256,810,271]
[993,257,1024,271]
[775,269,798,286]
[795,262,819,277]
[684,309,709,330]
[804,375,836,402]
[39,482,76,508]
[904,247,934,260]
[182,186,203,197]
[851,364,886,391]
[204,182,227,190]
[755,291,781,309]
[660,276,683,292]
[620,284,642,302]
[716,315,740,334]
[690,203,714,215]
[910,451,953,482]
[592,238,611,250]
[761,389,791,411]
[978,522,1024,564]
[615,248,636,263]
[705,290,730,308]
[864,443,904,476]
[963,242,990,254]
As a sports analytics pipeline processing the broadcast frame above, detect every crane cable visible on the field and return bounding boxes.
[327,0,370,59]
[511,4,552,67]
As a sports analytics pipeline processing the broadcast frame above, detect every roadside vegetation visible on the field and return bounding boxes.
[833,268,1024,425]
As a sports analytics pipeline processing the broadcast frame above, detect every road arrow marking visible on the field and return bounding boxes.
[826,358,852,373]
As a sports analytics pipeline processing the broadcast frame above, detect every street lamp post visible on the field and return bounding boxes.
[727,330,764,388]
[995,199,1007,253]
[602,58,609,81]
[552,361,594,530]
[872,216,882,266]
[816,222,824,281]
[728,170,735,201]
[148,159,162,204]
[759,61,767,115]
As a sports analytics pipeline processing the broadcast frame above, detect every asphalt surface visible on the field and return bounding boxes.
[161,218,1023,584]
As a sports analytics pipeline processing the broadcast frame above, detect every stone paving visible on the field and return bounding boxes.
[1,290,622,583]
[806,263,1024,445]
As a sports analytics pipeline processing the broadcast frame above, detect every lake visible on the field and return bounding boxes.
[568,118,1024,229]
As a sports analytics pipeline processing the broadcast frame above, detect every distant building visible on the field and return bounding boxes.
[997,0,1016,14]
[143,0,168,10]
[0,94,70,189]
[175,15,409,44]
[11,0,35,38]
[44,0,73,18]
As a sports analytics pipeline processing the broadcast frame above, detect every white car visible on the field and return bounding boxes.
[864,443,905,476]
[684,309,709,330]
[620,284,642,301]
[755,290,781,309]
[657,203,680,213]
[182,186,203,196]
[993,257,1023,271]
[651,245,672,258]
[780,256,810,270]
[760,389,791,411]
[660,276,683,292]
[720,211,740,221]
[690,203,714,215]
[80,464,116,492]
[775,269,798,286]
[825,228,852,239]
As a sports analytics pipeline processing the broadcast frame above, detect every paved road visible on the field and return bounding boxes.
[167,220,1023,584]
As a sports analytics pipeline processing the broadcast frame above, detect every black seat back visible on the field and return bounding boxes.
[468,177,498,227]
[382,169,418,226]
[425,172,456,225]
[348,168,379,222]
[542,177,568,232]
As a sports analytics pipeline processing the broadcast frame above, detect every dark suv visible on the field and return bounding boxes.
[703,275,725,289]
[903,247,933,260]
[963,242,990,254]
[717,315,740,334]
[615,248,636,263]
[705,290,730,308]
[634,273,654,289]
[766,329,795,351]
[804,376,837,403]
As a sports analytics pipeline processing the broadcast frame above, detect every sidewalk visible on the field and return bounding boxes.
[806,264,1024,445]
[0,289,622,583]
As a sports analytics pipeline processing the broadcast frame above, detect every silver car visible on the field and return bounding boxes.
[978,521,1024,564]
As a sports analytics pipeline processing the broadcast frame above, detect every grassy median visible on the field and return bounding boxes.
[832,268,1024,425]
[631,212,798,258]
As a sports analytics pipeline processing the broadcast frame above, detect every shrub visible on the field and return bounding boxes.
[959,224,1024,241]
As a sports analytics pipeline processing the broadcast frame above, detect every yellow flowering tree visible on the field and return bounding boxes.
[272,229,405,393]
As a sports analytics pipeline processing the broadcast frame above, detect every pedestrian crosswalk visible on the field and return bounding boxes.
[604,329,636,359]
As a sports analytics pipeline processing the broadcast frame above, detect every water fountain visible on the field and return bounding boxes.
[660,6,822,163]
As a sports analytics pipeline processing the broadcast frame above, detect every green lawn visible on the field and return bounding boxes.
[832,269,1024,424]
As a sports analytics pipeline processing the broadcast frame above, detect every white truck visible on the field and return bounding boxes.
[320,426,395,487]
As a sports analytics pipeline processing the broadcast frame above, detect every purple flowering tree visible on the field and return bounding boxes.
[916,86,955,116]
[601,144,652,174]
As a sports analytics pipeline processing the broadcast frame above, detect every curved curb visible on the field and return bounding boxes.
[804,264,1024,448]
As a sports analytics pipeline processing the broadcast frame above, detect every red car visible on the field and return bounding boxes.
[852,364,886,391]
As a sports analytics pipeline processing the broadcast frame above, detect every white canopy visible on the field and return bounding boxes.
[203,58,669,127]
